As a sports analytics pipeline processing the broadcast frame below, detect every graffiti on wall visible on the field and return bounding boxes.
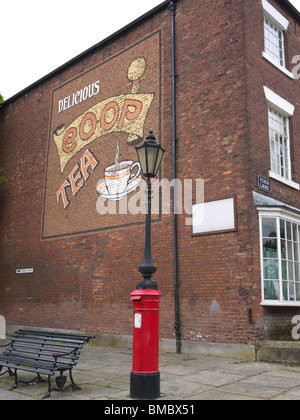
[42,32,161,239]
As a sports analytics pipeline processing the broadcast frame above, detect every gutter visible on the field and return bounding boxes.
[169,1,181,355]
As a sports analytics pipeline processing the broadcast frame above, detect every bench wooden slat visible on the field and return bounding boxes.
[12,333,86,345]
[17,329,93,343]
[0,354,70,371]
[6,343,80,356]
[0,358,54,376]
[10,337,83,349]
[3,351,77,366]
[4,348,79,361]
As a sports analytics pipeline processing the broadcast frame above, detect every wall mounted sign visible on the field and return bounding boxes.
[134,313,142,329]
[192,197,237,236]
[16,269,34,274]
[42,32,162,240]
[258,176,271,193]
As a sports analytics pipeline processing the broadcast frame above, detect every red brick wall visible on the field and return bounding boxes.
[244,0,300,340]
[0,0,299,345]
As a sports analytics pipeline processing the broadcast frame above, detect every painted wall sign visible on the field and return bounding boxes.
[42,32,161,239]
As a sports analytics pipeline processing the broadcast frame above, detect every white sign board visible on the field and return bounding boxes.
[134,313,142,329]
[192,197,236,235]
[16,268,34,274]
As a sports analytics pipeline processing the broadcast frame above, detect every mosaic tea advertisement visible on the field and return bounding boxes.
[42,32,162,239]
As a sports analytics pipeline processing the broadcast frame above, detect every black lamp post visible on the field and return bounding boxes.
[135,129,165,290]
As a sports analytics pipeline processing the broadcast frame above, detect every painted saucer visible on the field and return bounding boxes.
[96,176,142,202]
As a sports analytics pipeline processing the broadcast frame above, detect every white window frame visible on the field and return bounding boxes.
[259,207,300,307]
[263,86,299,190]
[262,0,294,79]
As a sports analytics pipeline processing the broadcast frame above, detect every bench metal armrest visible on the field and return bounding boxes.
[53,348,78,366]
[0,340,13,348]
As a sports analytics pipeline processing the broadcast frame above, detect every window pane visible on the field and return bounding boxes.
[263,238,278,258]
[262,218,277,238]
[287,241,293,260]
[281,239,287,259]
[288,261,294,281]
[280,220,286,238]
[296,284,300,301]
[295,263,300,282]
[264,259,279,280]
[287,222,292,240]
[282,260,287,280]
[293,224,298,242]
[283,281,288,300]
[264,280,280,300]
[294,243,299,262]
[289,282,295,301]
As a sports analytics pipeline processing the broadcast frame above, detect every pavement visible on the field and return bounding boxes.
[1,344,300,400]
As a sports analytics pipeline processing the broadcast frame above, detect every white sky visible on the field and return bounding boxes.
[1,0,299,100]
[0,0,164,100]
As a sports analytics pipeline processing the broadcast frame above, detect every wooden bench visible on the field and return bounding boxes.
[0,329,94,399]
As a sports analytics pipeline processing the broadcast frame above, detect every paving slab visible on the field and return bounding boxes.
[220,380,287,399]
[1,344,300,400]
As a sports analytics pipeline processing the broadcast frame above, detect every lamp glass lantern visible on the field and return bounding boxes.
[135,129,165,179]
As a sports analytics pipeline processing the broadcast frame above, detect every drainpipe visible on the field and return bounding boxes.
[169,1,181,355]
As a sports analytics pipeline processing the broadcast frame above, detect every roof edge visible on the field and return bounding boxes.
[276,0,300,21]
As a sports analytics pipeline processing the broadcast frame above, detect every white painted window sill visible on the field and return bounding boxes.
[269,171,300,190]
[262,52,295,79]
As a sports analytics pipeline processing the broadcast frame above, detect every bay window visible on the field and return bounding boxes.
[260,210,300,306]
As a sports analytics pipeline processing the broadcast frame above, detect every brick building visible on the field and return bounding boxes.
[0,0,299,356]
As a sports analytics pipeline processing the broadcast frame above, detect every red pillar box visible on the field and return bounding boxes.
[130,289,163,399]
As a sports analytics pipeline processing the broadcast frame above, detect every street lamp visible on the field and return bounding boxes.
[130,129,164,400]
[135,129,165,290]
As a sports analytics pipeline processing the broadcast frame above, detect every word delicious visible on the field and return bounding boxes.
[58,81,100,113]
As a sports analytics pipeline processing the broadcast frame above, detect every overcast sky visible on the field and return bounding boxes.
[1,0,299,100]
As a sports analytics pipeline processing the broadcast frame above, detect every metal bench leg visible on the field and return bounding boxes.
[9,369,18,391]
[0,366,14,377]
[69,369,81,391]
[42,376,52,399]
[37,373,46,383]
